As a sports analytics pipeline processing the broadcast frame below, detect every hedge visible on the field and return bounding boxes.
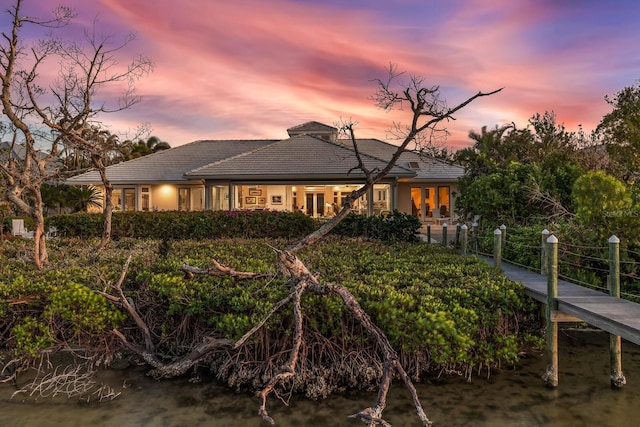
[46,210,319,240]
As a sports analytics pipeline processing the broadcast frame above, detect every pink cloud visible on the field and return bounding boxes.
[16,0,637,150]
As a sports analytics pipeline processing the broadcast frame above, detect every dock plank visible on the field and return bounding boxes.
[479,256,640,346]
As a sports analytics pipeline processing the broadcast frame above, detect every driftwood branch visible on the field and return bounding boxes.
[112,254,154,353]
[253,249,431,426]
[11,364,121,403]
[180,259,270,279]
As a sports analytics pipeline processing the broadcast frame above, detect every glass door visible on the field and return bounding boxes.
[305,192,325,217]
[178,188,191,211]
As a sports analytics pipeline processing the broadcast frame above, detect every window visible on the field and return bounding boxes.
[438,186,450,217]
[411,187,422,218]
[141,187,150,211]
[113,188,135,211]
[192,188,204,211]
[178,188,191,211]
[123,188,135,211]
[373,184,390,214]
[426,187,435,217]
[112,189,122,211]
[211,186,228,211]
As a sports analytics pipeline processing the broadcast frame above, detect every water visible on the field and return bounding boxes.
[2,330,639,427]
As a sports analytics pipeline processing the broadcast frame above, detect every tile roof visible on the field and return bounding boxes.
[65,122,463,185]
[337,138,464,181]
[185,134,415,180]
[66,139,276,184]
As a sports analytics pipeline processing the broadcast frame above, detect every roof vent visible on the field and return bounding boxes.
[409,161,420,169]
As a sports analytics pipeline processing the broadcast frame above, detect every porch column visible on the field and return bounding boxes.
[228,183,234,210]
[204,183,212,211]
[391,179,398,211]
[450,188,456,220]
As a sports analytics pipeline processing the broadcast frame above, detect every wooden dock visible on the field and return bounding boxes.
[481,256,640,346]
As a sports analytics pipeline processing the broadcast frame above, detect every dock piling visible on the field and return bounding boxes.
[543,234,559,388]
[609,235,626,389]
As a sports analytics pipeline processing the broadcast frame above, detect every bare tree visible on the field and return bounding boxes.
[0,0,74,268]
[0,0,153,263]
[109,64,502,425]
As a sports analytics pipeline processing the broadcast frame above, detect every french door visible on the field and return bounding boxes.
[305,192,325,217]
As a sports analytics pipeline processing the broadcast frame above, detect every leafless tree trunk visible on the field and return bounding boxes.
[94,154,114,249]
[109,64,501,425]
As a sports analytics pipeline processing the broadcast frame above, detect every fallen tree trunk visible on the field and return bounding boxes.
[108,248,433,426]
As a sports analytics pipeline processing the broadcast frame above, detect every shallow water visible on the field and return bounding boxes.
[2,330,640,427]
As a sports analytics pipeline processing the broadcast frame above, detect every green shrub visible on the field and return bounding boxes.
[331,210,421,242]
[12,317,54,356]
[47,210,318,240]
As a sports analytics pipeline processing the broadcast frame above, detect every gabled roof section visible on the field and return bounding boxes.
[65,139,277,185]
[336,138,464,181]
[185,134,415,181]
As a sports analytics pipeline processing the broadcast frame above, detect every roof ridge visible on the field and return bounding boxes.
[190,138,280,144]
[286,121,337,132]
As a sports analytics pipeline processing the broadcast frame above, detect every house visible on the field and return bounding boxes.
[65,122,464,222]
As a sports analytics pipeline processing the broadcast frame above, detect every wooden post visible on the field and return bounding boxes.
[493,228,502,269]
[500,224,507,249]
[472,222,478,254]
[461,224,468,255]
[541,229,550,275]
[609,235,626,388]
[442,223,448,246]
[427,223,431,244]
[543,234,559,388]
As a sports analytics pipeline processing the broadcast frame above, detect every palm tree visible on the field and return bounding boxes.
[146,136,171,152]
[129,141,152,158]
[67,186,102,212]
[122,136,171,160]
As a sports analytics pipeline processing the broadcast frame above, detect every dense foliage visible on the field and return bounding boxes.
[0,237,539,397]
[330,210,422,242]
[597,81,640,184]
[45,210,319,240]
[43,210,423,243]
[456,112,587,224]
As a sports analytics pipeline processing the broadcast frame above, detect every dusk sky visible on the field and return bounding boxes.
[13,0,640,149]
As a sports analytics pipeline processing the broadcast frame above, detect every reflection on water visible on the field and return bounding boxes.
[2,330,640,427]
